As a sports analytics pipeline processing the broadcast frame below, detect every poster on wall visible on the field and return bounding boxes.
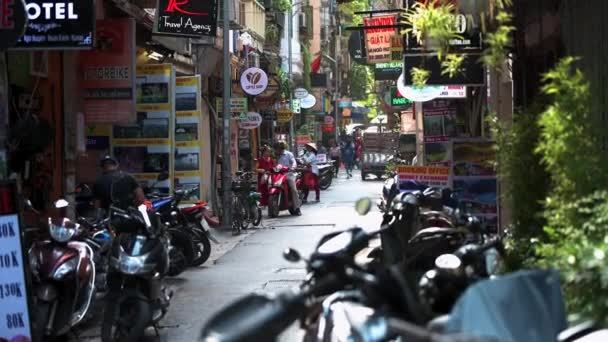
[396,165,452,188]
[363,15,397,64]
[174,75,203,202]
[0,182,32,342]
[452,139,498,229]
[423,100,457,166]
[14,0,95,49]
[80,19,136,124]
[112,64,174,192]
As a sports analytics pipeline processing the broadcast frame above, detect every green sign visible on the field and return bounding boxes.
[390,86,413,107]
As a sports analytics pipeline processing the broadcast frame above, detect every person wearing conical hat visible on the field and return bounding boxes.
[302,143,320,203]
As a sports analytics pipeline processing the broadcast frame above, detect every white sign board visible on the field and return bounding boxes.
[291,99,301,114]
[397,75,467,102]
[238,112,263,129]
[240,67,268,96]
[0,213,32,341]
[294,88,309,99]
[300,94,317,109]
[316,154,327,163]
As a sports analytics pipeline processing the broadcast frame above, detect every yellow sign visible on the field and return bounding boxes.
[277,109,293,123]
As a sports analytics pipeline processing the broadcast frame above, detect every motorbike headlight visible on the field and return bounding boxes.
[48,217,78,243]
[52,257,78,280]
[111,250,150,275]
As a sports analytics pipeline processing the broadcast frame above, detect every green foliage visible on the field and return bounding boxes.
[411,67,430,88]
[276,67,292,100]
[535,57,606,200]
[441,54,466,78]
[339,0,368,26]
[349,64,373,101]
[273,0,291,12]
[265,23,280,44]
[481,8,514,70]
[301,43,312,91]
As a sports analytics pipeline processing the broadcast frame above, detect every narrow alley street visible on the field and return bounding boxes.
[73,170,383,342]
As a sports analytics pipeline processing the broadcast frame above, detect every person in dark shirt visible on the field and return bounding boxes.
[93,155,147,210]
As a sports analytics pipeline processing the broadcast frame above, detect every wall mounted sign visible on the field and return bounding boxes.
[291,99,301,114]
[0,182,32,342]
[240,67,268,96]
[311,73,328,87]
[374,61,403,81]
[238,112,262,129]
[257,76,280,98]
[348,30,368,65]
[300,94,316,109]
[294,87,308,99]
[338,97,351,108]
[230,97,247,113]
[261,109,277,121]
[14,0,95,49]
[389,86,414,107]
[277,108,293,123]
[154,0,218,37]
[363,15,396,64]
[79,19,136,123]
[0,0,27,50]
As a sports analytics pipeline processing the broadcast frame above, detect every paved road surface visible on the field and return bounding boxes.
[73,169,384,341]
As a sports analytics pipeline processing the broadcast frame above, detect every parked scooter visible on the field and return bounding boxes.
[267,165,303,218]
[101,204,172,342]
[317,162,334,190]
[28,199,97,342]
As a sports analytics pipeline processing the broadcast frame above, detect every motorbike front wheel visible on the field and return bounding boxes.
[189,223,212,266]
[101,292,151,342]
[319,174,332,190]
[252,205,262,226]
[268,193,280,218]
[32,300,51,342]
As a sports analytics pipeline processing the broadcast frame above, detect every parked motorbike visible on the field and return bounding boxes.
[101,204,172,342]
[149,184,216,268]
[28,199,97,342]
[317,162,334,190]
[267,165,303,218]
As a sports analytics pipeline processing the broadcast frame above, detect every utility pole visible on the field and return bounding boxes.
[288,7,296,154]
[221,0,232,229]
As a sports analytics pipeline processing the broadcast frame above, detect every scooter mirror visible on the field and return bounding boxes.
[283,248,301,263]
[54,199,69,209]
[355,198,372,216]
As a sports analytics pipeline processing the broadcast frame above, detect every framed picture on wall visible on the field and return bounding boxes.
[30,51,49,78]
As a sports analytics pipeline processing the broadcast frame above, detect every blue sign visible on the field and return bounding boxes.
[86,136,109,150]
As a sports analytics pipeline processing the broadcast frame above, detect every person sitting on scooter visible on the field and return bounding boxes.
[92,155,149,212]
[256,145,275,206]
[302,143,320,203]
[274,142,302,216]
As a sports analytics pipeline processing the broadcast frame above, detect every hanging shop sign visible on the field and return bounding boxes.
[363,15,396,64]
[390,34,403,61]
[14,0,95,49]
[348,29,368,65]
[322,123,334,133]
[390,86,414,107]
[397,74,468,102]
[0,0,27,51]
[240,67,268,96]
[256,76,280,99]
[277,108,293,123]
[324,115,334,124]
[402,55,484,86]
[403,0,483,54]
[79,18,136,124]
[294,87,308,99]
[396,165,452,188]
[261,109,277,121]
[300,94,317,109]
[374,61,403,81]
[238,112,262,129]
[0,182,33,342]
[154,0,218,37]
[338,97,351,108]
[230,97,247,113]
[291,99,301,114]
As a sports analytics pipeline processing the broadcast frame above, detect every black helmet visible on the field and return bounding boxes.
[99,155,118,167]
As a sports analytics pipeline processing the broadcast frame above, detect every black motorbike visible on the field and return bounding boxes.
[101,204,172,342]
[317,162,334,190]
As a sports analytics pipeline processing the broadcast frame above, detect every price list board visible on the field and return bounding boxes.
[0,182,32,342]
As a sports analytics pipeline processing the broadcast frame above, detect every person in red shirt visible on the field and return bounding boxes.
[256,145,275,206]
[355,136,363,169]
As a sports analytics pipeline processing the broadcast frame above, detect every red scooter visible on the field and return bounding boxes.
[267,165,303,217]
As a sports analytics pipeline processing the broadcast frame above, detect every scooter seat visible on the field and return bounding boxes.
[409,227,463,243]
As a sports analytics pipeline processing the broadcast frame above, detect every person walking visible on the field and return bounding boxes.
[342,137,355,178]
[255,145,275,206]
[302,143,320,203]
[329,141,341,177]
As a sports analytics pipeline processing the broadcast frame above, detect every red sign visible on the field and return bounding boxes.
[79,19,136,124]
[322,124,334,133]
[363,15,396,64]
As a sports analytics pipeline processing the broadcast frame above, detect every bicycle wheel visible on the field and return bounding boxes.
[239,197,250,230]
[232,197,242,235]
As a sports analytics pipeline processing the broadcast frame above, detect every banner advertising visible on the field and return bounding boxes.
[363,15,396,64]
[80,19,136,124]
[0,0,26,50]
[174,75,203,202]
[348,30,368,65]
[390,86,414,107]
[112,64,174,192]
[0,182,32,342]
[452,139,498,229]
[396,165,452,188]
[374,61,403,81]
[154,0,218,37]
[423,100,457,143]
[14,0,95,49]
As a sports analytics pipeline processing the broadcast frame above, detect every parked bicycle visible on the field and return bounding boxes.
[231,171,262,235]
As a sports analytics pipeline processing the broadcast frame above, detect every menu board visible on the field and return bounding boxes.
[112,64,175,193]
[0,182,32,342]
[174,75,204,203]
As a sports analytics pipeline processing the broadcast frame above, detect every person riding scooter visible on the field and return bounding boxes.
[275,142,302,216]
